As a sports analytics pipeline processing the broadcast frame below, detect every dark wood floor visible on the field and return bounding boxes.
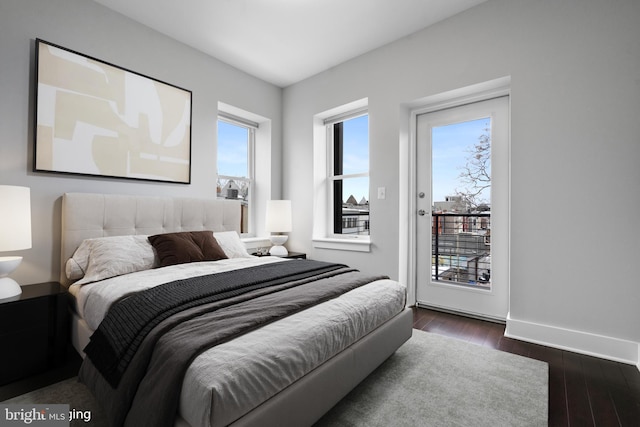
[413,307,640,427]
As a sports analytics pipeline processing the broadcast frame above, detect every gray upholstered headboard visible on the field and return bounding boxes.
[60,192,242,286]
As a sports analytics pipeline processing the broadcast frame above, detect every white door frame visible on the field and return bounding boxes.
[401,77,511,317]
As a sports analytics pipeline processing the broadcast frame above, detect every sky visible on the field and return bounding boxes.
[217,115,491,205]
[217,120,248,178]
[340,115,369,202]
[432,117,490,204]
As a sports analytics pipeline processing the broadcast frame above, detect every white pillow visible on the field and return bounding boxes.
[65,239,92,280]
[213,231,252,258]
[68,235,157,285]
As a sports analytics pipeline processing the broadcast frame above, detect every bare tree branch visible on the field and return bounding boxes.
[455,126,491,210]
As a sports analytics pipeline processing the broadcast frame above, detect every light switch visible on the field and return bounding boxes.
[377,187,386,200]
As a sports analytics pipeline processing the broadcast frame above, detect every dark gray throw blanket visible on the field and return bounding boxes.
[84,259,347,387]
[79,260,387,427]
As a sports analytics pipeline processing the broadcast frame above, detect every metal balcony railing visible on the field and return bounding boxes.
[432,212,491,288]
[340,211,370,235]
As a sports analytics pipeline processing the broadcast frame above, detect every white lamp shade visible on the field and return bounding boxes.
[265,200,292,233]
[0,186,32,252]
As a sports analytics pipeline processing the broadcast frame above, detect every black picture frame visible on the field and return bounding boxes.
[34,39,192,184]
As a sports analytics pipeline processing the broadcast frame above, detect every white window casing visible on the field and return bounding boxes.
[313,99,371,252]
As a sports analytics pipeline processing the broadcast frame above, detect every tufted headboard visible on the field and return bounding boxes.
[60,192,242,286]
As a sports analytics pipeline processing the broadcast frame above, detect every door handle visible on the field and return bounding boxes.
[418,209,426,216]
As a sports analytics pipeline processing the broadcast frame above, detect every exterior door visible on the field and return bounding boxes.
[416,96,509,320]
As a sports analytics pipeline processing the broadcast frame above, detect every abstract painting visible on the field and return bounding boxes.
[34,39,192,183]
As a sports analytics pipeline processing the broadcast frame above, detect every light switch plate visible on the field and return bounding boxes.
[377,187,386,199]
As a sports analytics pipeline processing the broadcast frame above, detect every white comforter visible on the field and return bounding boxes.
[71,257,407,427]
[70,256,287,330]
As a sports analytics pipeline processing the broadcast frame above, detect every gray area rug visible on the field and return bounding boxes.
[3,330,547,426]
[316,330,548,426]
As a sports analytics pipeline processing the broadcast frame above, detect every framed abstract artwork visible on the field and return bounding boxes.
[34,39,192,184]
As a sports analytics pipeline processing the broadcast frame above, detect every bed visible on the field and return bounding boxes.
[60,192,412,427]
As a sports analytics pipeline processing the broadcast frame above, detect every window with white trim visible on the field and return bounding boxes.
[216,113,257,234]
[313,99,370,251]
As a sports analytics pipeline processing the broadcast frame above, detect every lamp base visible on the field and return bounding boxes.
[0,256,23,300]
[269,245,289,256]
[0,277,22,300]
[269,234,289,256]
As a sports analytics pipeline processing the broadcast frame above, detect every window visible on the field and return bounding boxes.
[313,99,370,252]
[327,112,369,237]
[217,114,256,234]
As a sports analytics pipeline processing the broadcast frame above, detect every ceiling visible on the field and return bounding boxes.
[93,0,487,88]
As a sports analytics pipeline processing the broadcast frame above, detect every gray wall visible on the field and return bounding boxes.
[0,0,282,284]
[283,0,640,345]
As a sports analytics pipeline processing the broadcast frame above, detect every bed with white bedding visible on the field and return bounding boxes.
[61,192,412,427]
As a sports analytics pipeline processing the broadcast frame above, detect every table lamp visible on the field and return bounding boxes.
[265,200,292,256]
[0,186,32,299]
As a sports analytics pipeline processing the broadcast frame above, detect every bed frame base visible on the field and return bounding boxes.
[175,307,413,427]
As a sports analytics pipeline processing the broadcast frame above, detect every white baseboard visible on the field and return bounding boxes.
[505,314,639,369]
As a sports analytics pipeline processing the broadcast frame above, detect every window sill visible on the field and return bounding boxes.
[312,237,371,252]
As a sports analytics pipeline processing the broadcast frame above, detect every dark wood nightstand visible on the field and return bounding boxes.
[251,251,307,259]
[281,251,306,259]
[0,282,69,386]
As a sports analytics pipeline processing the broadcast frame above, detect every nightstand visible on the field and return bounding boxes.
[0,282,69,385]
[281,251,306,259]
[251,251,307,259]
